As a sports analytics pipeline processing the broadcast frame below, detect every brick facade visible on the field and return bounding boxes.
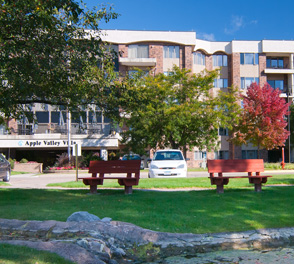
[149,43,163,74]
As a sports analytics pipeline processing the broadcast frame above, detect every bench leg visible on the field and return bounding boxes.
[90,185,98,194]
[124,186,133,195]
[254,183,262,192]
[216,185,224,194]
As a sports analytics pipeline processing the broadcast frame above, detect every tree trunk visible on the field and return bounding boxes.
[183,145,187,159]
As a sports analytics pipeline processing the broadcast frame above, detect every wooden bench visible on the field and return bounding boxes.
[79,160,141,194]
[207,159,272,193]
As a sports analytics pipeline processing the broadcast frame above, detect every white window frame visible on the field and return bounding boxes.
[213,54,228,67]
[241,77,259,89]
[164,46,180,59]
[193,52,205,65]
[194,151,207,160]
[214,78,228,88]
[240,53,259,65]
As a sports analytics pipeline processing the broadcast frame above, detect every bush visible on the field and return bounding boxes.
[8,158,16,169]
[55,152,86,169]
[19,158,28,163]
[55,153,75,168]
[264,162,294,170]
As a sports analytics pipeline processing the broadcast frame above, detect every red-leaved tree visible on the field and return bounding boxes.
[231,82,290,158]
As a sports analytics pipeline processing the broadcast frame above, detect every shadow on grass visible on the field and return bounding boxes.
[0,243,74,264]
[0,186,293,234]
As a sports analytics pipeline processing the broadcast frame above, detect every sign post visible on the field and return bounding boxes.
[73,144,81,181]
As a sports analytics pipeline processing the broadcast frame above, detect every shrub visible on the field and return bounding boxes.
[19,158,28,163]
[56,153,75,168]
[55,152,86,169]
[8,158,16,169]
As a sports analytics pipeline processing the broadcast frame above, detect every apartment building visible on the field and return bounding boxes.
[1,30,293,167]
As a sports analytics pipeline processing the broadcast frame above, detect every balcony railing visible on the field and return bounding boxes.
[3,123,117,136]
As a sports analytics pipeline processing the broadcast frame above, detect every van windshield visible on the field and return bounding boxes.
[154,151,184,161]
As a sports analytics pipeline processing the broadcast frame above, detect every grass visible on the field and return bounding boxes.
[47,174,294,189]
[1,185,294,234]
[11,171,29,175]
[0,243,74,264]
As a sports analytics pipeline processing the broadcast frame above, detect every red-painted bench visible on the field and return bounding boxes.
[207,159,272,193]
[79,160,140,194]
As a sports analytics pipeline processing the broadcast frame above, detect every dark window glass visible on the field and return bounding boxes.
[36,112,49,123]
[51,112,60,123]
[89,112,102,123]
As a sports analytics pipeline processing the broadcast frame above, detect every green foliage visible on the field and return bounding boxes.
[112,66,240,157]
[81,151,103,167]
[19,158,28,163]
[264,162,294,170]
[8,158,16,169]
[0,0,119,119]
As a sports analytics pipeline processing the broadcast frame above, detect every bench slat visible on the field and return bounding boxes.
[89,160,140,174]
[207,159,264,173]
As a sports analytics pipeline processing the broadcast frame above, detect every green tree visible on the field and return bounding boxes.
[113,66,241,158]
[0,0,119,120]
[230,82,290,158]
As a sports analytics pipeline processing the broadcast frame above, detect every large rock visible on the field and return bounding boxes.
[67,211,100,222]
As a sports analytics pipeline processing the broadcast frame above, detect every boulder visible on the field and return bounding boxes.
[66,211,100,222]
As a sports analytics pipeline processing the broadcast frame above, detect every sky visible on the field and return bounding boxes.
[83,0,294,42]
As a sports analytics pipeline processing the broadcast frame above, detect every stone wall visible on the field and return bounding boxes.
[1,218,294,264]
[13,162,43,173]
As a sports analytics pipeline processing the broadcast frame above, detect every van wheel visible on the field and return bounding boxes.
[3,170,10,182]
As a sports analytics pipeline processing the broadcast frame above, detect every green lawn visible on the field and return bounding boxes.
[47,173,294,189]
[0,243,73,264]
[1,185,294,234]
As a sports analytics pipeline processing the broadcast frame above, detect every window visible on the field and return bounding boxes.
[164,46,179,58]
[242,150,258,159]
[266,57,284,69]
[128,70,149,78]
[213,54,227,67]
[194,151,207,160]
[215,151,229,160]
[36,112,49,124]
[128,45,149,58]
[89,111,102,123]
[241,77,259,89]
[214,78,228,88]
[51,112,59,123]
[268,80,284,90]
[219,127,229,136]
[163,71,174,76]
[240,53,259,65]
[193,52,205,65]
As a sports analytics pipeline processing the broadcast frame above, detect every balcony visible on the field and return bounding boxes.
[119,57,157,67]
[265,59,294,74]
[264,68,294,74]
[5,123,115,136]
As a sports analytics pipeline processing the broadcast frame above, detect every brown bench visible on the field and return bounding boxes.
[207,159,272,193]
[79,160,141,194]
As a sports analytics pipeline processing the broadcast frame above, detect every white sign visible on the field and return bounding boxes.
[0,138,119,148]
[72,144,82,156]
[17,140,77,147]
[100,149,108,161]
